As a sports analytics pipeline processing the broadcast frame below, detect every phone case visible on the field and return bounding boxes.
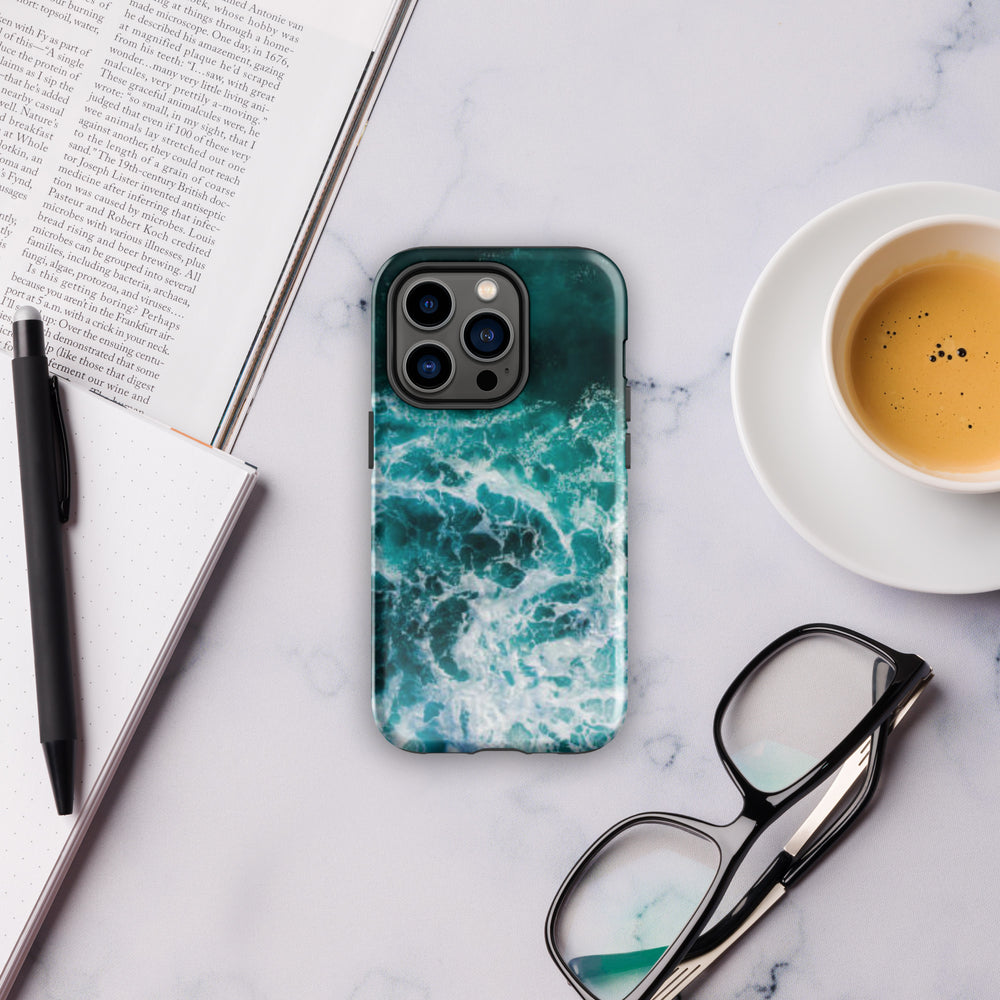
[371,247,627,752]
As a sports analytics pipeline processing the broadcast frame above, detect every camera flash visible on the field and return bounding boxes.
[476,277,499,302]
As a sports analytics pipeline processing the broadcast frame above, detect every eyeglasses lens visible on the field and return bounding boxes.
[552,821,721,1000]
[720,633,895,793]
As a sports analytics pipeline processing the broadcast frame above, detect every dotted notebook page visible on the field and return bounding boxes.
[0,371,255,988]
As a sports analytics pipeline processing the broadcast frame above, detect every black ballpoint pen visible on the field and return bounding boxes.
[11,305,77,815]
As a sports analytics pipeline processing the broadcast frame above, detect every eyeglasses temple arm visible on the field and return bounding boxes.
[671,738,876,992]
[784,671,931,882]
[682,674,930,970]
[782,733,878,861]
[889,672,930,730]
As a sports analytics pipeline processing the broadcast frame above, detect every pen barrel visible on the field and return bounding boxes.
[12,355,77,743]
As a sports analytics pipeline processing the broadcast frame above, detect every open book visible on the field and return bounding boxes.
[1,0,417,448]
[0,372,257,997]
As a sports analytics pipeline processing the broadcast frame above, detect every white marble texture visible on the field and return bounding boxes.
[13,0,1000,997]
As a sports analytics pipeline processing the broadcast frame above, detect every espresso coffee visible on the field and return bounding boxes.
[846,254,1000,475]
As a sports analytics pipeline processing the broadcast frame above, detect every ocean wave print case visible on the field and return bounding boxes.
[371,247,628,752]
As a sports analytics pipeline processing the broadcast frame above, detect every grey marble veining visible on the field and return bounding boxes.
[11,0,1000,997]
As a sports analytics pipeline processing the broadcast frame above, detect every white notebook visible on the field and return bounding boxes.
[0,371,257,996]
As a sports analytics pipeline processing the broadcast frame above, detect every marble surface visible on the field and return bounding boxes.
[13,0,1000,997]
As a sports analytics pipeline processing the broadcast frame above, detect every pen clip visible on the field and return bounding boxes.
[49,376,71,523]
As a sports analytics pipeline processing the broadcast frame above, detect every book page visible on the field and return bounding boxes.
[0,0,391,442]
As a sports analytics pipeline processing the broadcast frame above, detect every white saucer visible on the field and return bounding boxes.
[732,181,1000,593]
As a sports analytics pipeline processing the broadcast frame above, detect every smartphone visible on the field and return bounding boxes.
[370,248,628,752]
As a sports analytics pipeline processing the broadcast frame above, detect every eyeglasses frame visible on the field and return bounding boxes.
[544,623,933,1000]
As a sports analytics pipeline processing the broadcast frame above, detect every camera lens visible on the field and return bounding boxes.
[405,280,453,329]
[462,312,512,360]
[403,342,453,392]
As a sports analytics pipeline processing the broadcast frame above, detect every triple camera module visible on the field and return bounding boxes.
[388,265,528,408]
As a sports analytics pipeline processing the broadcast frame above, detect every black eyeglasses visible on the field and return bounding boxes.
[545,623,933,1000]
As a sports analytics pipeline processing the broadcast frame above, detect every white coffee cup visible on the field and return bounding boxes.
[823,214,1000,493]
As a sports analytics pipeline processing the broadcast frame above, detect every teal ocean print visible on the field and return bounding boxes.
[373,386,626,751]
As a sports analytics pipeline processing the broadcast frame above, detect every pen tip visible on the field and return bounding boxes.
[43,740,75,815]
[13,305,41,324]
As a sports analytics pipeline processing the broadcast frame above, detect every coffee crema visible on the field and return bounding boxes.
[846,253,1000,475]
